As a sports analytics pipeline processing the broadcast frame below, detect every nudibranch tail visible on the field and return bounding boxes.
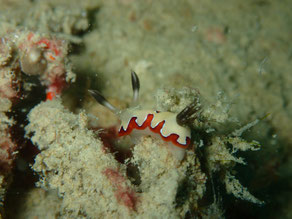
[131,70,140,105]
[88,89,119,113]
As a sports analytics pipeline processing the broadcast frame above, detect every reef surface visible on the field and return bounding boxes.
[0,0,291,218]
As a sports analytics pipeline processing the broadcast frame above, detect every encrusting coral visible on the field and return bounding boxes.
[130,137,206,217]
[0,34,22,211]
[156,87,264,205]
[25,98,208,218]
[0,27,76,215]
[25,99,137,218]
[0,2,100,216]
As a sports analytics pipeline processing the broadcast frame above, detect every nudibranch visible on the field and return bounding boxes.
[89,71,199,160]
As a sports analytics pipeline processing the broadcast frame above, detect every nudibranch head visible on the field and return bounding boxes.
[89,71,199,160]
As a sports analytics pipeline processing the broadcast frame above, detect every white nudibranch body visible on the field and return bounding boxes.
[118,109,191,160]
